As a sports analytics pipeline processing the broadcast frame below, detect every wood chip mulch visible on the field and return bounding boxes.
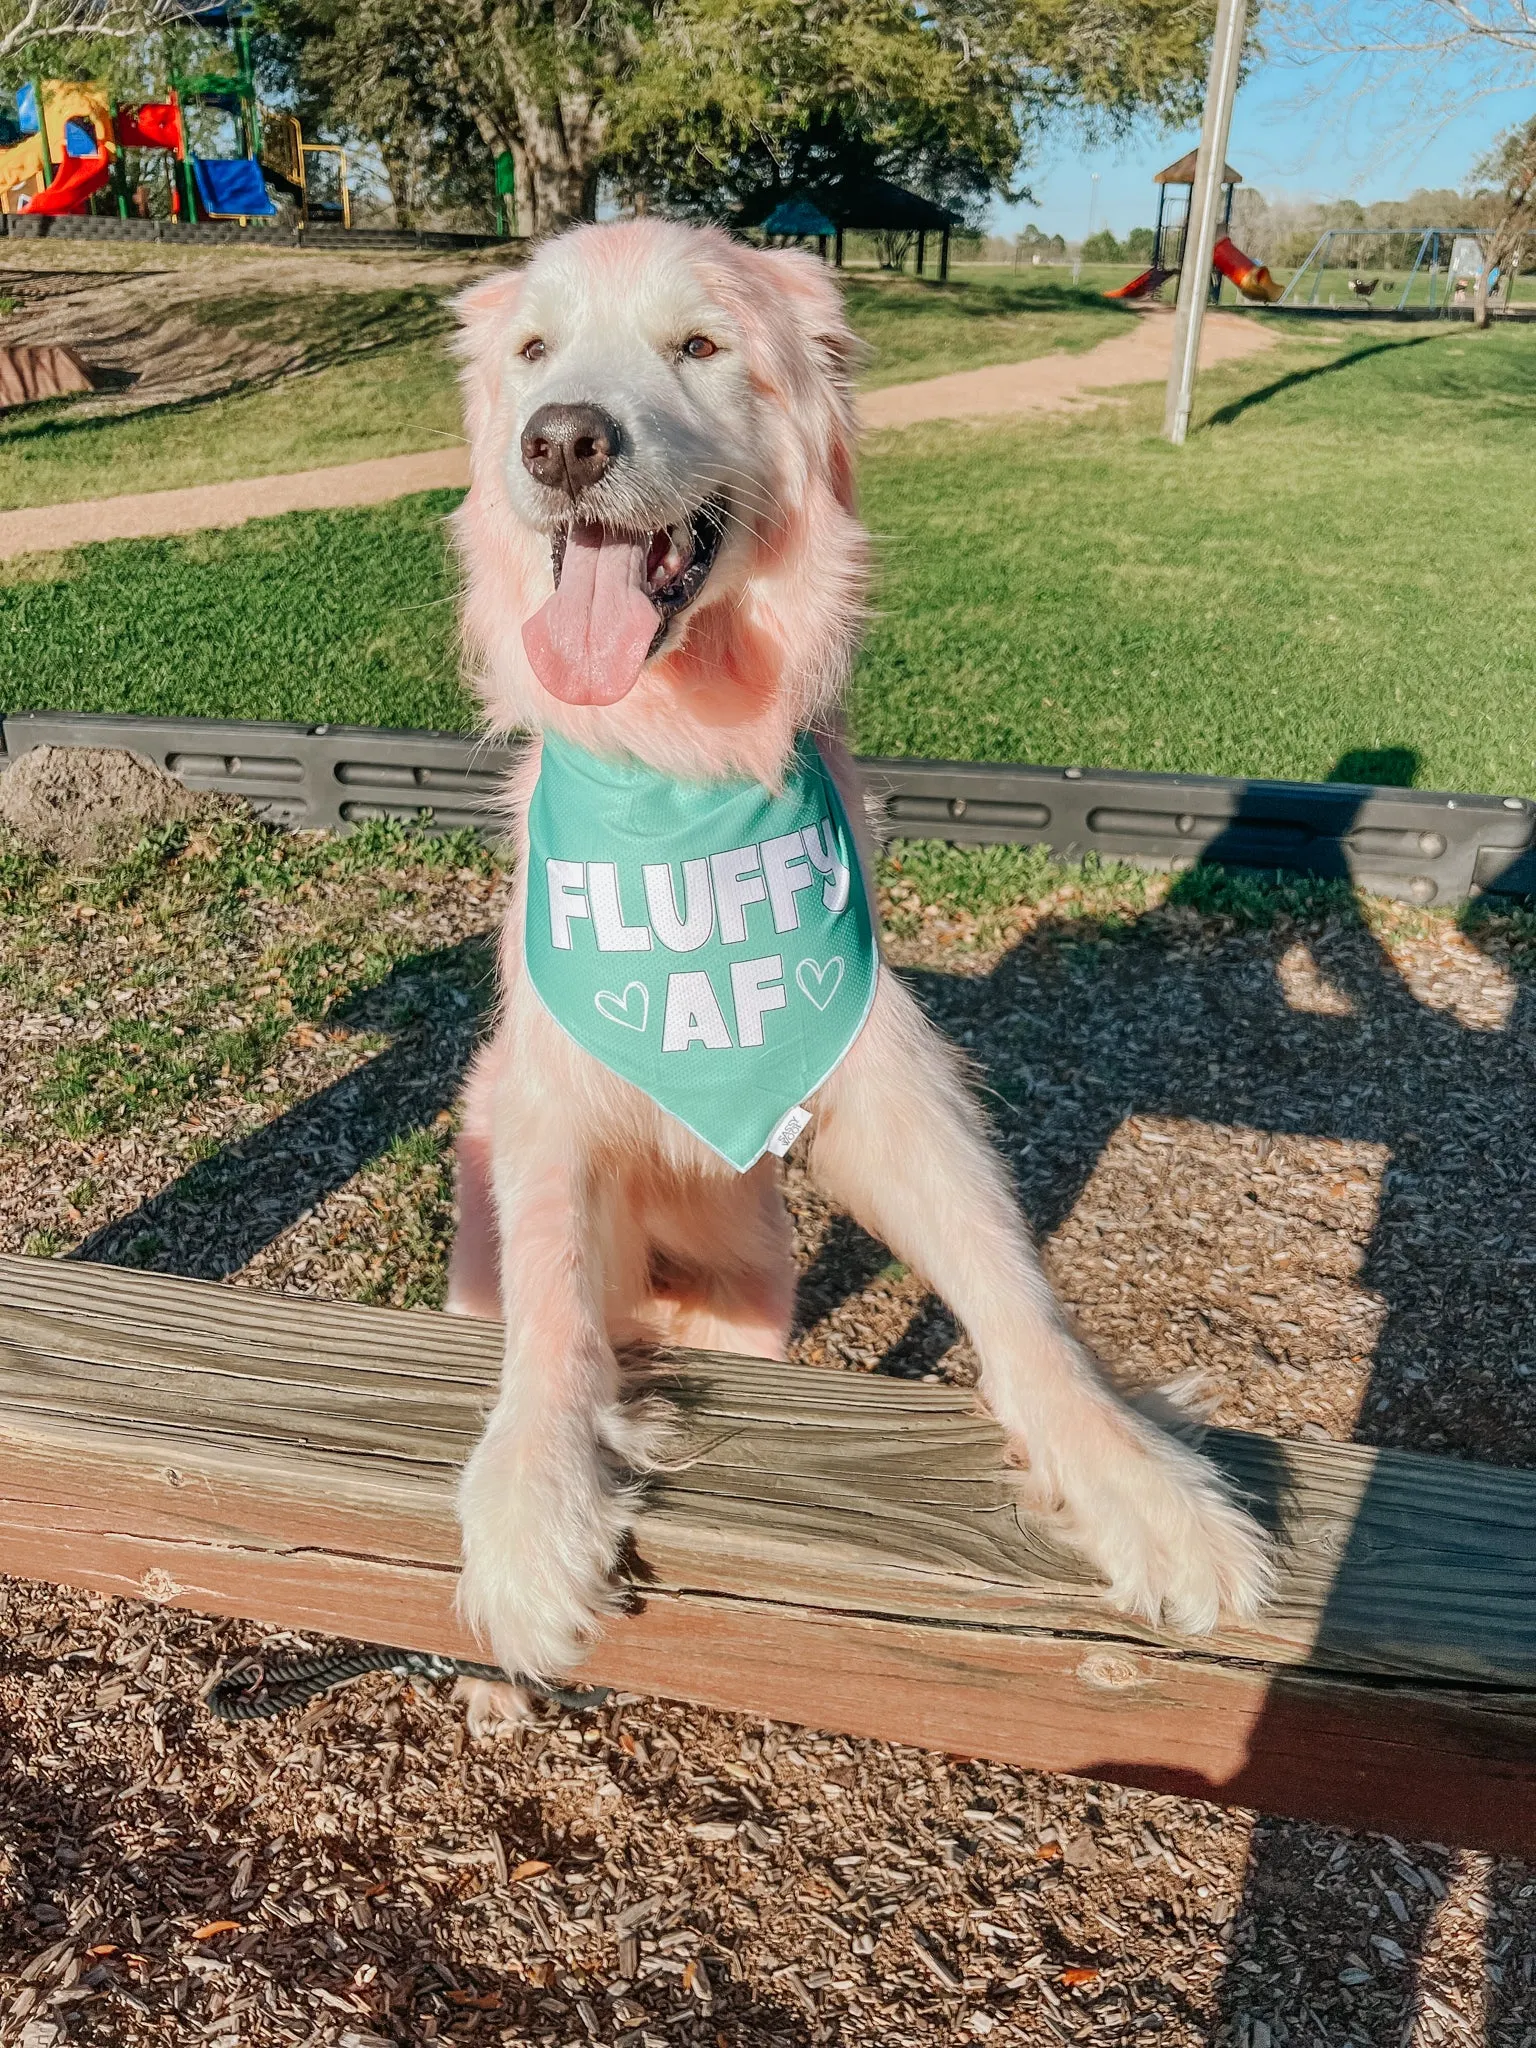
[1,814,1533,2048]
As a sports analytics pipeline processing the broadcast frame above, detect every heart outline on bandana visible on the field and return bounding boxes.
[595,982,649,1032]
[796,956,845,1011]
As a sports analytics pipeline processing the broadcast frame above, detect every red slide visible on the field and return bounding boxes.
[22,150,111,215]
[1105,264,1172,300]
[1211,235,1283,303]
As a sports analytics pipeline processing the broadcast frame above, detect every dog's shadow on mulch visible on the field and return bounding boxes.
[869,840,1536,2041]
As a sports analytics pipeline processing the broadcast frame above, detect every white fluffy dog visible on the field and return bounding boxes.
[446,219,1270,1725]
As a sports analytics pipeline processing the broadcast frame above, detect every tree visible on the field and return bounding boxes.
[1471,116,1536,327]
[272,0,645,236]
[260,0,508,230]
[604,0,1015,220]
[274,0,1232,236]
[1284,0,1536,104]
[605,0,1229,221]
[1081,226,1123,260]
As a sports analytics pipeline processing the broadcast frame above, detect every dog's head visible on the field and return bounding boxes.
[454,219,867,775]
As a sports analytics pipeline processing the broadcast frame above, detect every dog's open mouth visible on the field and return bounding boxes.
[524,498,726,707]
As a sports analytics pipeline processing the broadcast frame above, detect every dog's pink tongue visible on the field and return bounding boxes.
[522,525,660,705]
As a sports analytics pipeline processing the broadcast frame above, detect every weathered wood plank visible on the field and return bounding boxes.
[0,1255,1533,1851]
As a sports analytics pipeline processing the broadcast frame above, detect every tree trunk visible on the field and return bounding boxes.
[1473,266,1491,329]
[382,143,415,231]
[485,13,606,236]
[512,139,533,239]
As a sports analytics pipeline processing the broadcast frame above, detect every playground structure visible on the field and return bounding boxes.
[1279,225,1524,311]
[259,112,351,229]
[1107,149,1283,305]
[0,7,349,227]
[168,10,273,222]
[0,81,114,217]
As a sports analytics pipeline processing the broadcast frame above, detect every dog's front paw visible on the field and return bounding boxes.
[1017,1406,1273,1637]
[452,1676,536,1739]
[456,1406,642,1681]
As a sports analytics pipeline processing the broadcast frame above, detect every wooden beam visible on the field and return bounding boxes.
[1,1256,1534,1852]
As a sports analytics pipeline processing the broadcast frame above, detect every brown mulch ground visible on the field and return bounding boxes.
[1,812,1534,2047]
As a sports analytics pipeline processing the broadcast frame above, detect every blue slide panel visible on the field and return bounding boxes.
[192,156,276,216]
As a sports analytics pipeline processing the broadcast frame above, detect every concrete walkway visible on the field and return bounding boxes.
[0,311,1277,561]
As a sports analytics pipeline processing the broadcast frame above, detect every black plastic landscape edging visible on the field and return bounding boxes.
[2,710,1534,910]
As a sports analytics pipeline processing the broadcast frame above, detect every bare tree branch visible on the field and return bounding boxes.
[1278,0,1536,115]
[0,0,202,68]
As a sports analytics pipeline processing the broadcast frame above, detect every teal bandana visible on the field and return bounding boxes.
[524,731,879,1171]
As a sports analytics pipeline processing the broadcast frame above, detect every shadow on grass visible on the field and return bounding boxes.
[72,935,492,1281]
[1201,334,1440,428]
[0,286,455,457]
[1327,745,1421,787]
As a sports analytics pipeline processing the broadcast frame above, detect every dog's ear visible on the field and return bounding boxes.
[452,268,527,453]
[751,246,863,389]
[747,246,862,510]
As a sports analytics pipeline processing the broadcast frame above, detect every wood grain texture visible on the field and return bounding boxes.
[1,1255,1533,1851]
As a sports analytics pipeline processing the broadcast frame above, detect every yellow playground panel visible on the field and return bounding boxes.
[0,81,110,215]
[259,112,351,228]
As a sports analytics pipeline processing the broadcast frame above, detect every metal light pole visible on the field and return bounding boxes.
[1163,0,1248,444]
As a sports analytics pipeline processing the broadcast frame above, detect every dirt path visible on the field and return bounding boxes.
[0,445,468,560]
[859,304,1276,428]
[0,308,1276,561]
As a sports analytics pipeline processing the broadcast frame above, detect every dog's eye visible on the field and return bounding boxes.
[682,335,718,361]
[520,338,547,363]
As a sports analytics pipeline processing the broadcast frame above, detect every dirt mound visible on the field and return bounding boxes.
[0,744,198,862]
[0,343,95,408]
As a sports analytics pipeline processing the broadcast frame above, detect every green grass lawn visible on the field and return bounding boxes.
[0,494,471,730]
[0,263,1134,510]
[5,318,1536,795]
[0,286,465,514]
[842,269,1135,388]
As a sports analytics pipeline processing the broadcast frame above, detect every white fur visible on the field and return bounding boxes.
[447,222,1272,1713]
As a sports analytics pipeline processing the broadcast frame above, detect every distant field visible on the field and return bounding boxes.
[851,318,1536,793]
[6,317,1536,797]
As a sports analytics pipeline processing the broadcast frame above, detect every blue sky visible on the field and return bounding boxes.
[995,44,1536,241]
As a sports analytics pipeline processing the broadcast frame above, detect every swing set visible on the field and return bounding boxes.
[1279,225,1527,311]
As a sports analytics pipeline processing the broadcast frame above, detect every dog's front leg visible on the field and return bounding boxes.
[455,1101,644,1692]
[811,976,1271,1634]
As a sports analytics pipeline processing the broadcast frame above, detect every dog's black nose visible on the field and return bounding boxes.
[521,403,621,497]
